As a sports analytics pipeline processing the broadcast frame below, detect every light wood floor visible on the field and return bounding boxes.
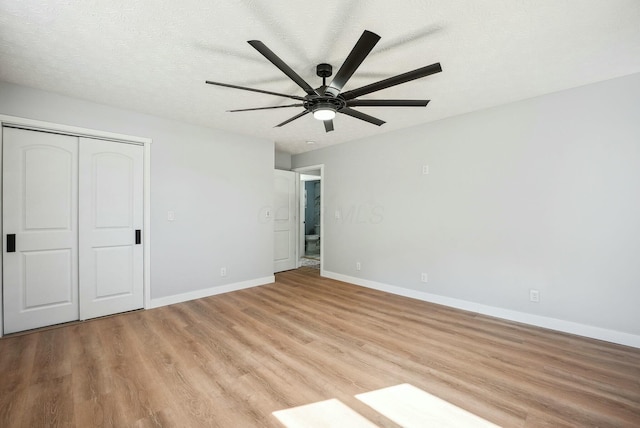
[1,268,639,427]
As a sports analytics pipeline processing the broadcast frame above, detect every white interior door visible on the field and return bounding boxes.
[2,127,79,334]
[79,138,144,320]
[274,169,297,273]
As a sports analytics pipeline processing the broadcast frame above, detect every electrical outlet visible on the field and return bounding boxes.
[167,210,175,221]
[421,273,428,283]
[220,267,227,277]
[422,165,429,175]
[356,262,361,271]
[529,289,539,302]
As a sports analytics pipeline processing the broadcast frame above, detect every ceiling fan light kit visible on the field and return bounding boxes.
[206,30,442,133]
[312,104,336,121]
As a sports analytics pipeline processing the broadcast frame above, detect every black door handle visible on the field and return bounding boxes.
[135,229,141,245]
[7,234,16,253]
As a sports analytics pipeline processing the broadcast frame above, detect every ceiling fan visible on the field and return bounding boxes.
[205,30,442,132]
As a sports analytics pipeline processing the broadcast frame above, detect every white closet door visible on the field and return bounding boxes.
[79,138,144,320]
[2,127,79,334]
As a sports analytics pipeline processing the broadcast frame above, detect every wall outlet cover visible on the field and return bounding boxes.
[530,289,540,302]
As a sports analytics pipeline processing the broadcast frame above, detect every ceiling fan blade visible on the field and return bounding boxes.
[206,80,305,101]
[227,103,304,112]
[347,99,430,107]
[341,63,442,100]
[275,110,310,127]
[325,30,381,97]
[339,107,385,126]
[248,40,318,96]
[324,119,334,132]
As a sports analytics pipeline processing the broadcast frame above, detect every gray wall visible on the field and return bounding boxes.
[275,150,292,170]
[0,81,274,300]
[293,72,640,339]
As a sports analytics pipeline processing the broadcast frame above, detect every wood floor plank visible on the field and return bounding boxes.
[68,322,114,403]
[22,374,75,427]
[0,334,36,425]
[0,268,639,427]
[0,370,31,426]
[0,333,37,376]
[30,328,71,385]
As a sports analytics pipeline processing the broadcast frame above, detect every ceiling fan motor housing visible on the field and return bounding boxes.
[316,63,333,78]
[304,96,344,113]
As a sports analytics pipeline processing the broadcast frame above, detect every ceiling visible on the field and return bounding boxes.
[1,1,640,155]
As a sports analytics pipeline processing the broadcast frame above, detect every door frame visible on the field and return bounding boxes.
[298,175,320,259]
[0,114,152,337]
[293,164,324,276]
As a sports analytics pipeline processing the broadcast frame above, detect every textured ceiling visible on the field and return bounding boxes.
[1,1,640,154]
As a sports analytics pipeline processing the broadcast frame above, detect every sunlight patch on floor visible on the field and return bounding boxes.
[273,398,378,428]
[273,384,499,428]
[356,383,499,428]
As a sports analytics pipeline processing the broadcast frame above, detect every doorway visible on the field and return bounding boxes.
[295,165,324,273]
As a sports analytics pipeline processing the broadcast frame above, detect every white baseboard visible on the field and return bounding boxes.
[323,271,640,349]
[148,275,275,309]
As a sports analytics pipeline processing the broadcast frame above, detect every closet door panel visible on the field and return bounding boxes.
[23,250,73,307]
[2,127,79,334]
[79,138,143,320]
[24,146,74,229]
[94,246,133,297]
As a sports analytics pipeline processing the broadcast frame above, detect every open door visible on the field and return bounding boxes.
[274,170,297,272]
